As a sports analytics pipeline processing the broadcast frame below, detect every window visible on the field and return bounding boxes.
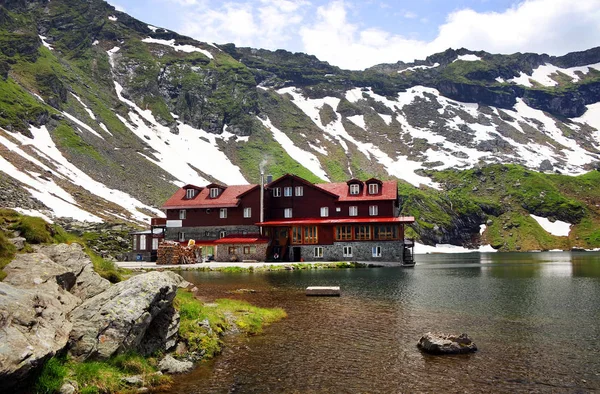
[210,188,220,198]
[185,189,195,199]
[336,207,341,212]
[228,246,239,254]
[219,231,227,238]
[369,205,378,216]
[354,225,371,240]
[220,208,227,218]
[368,183,379,194]
[295,186,303,196]
[320,207,329,217]
[244,246,257,254]
[284,208,293,218]
[244,207,251,218]
[374,225,398,240]
[349,183,360,195]
[372,246,382,257]
[152,238,159,250]
[204,231,210,237]
[292,226,302,244]
[314,247,323,258]
[140,235,146,250]
[349,206,358,216]
[336,225,353,241]
[343,246,352,257]
[304,226,318,244]
[179,209,186,220]
[284,187,292,197]
[273,187,281,197]
[133,236,138,250]
[178,232,185,242]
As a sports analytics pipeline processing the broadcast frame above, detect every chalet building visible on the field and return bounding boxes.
[151,174,415,263]
[129,218,166,261]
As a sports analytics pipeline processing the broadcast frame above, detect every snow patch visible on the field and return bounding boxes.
[495,77,505,83]
[107,46,120,68]
[378,113,393,125]
[141,38,213,59]
[347,115,366,130]
[147,25,158,32]
[454,54,481,62]
[509,72,533,87]
[70,93,96,120]
[397,63,440,73]
[414,242,497,254]
[258,116,329,181]
[570,103,600,148]
[39,35,53,50]
[61,112,104,140]
[108,15,117,21]
[92,40,99,46]
[530,215,571,237]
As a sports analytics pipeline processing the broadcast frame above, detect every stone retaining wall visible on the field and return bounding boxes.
[290,241,405,262]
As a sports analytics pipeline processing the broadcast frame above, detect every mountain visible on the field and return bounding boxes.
[1,0,599,251]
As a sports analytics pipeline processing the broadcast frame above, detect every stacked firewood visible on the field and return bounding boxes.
[156,241,201,265]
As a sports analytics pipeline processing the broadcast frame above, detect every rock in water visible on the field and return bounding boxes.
[68,271,183,361]
[0,283,74,390]
[417,332,477,354]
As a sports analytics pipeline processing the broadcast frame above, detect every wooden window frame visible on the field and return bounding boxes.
[273,187,281,197]
[179,209,186,220]
[314,247,323,258]
[210,188,220,198]
[336,225,353,241]
[374,225,398,240]
[320,207,329,217]
[140,234,147,250]
[343,246,352,257]
[292,226,303,244]
[368,183,379,195]
[284,186,293,197]
[295,186,304,196]
[284,208,293,218]
[185,189,195,199]
[220,208,227,218]
[349,184,360,195]
[243,207,251,218]
[372,246,382,257]
[354,225,372,240]
[304,226,318,244]
[349,206,358,216]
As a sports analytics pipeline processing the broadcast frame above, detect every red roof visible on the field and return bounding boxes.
[214,236,269,244]
[257,216,414,226]
[162,184,258,209]
[316,180,398,201]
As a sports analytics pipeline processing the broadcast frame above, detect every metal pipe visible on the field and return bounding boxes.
[260,171,265,234]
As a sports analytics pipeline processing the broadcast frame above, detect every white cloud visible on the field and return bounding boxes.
[299,0,600,70]
[179,0,308,49]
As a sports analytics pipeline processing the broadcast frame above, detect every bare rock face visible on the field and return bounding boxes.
[0,283,74,390]
[68,271,183,361]
[158,355,194,374]
[417,332,478,355]
[36,243,111,300]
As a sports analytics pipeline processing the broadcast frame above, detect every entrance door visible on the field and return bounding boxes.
[292,247,301,262]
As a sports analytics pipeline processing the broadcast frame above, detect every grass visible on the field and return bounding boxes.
[174,289,286,357]
[35,353,171,394]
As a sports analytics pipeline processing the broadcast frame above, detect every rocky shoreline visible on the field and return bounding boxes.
[0,243,285,392]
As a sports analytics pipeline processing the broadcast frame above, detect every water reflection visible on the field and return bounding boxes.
[173,252,600,393]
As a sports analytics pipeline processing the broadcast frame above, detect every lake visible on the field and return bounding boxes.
[169,252,600,393]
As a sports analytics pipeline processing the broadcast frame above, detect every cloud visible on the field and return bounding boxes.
[179,0,308,49]
[299,0,600,70]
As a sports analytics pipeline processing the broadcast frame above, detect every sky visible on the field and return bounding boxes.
[107,0,600,70]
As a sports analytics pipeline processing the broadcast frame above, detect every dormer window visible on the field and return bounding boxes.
[210,188,220,198]
[185,189,196,199]
[349,184,360,195]
[368,183,379,194]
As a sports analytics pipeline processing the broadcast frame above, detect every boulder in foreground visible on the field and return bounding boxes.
[417,332,477,354]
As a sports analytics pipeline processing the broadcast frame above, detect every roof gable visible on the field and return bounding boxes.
[267,174,339,198]
[316,179,398,201]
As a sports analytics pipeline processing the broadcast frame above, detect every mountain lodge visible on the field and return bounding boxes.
[131,174,415,263]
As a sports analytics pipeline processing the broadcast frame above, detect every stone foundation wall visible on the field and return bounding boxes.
[216,243,268,262]
[165,225,260,242]
[290,241,405,262]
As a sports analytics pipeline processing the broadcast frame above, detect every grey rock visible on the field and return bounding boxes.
[8,236,26,250]
[68,271,183,361]
[122,375,144,386]
[417,332,477,355]
[0,283,74,390]
[59,382,77,394]
[158,355,194,374]
[36,243,111,300]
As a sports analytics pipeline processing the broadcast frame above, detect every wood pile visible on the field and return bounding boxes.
[156,241,202,265]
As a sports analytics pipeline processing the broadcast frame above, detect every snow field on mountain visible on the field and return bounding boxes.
[258,117,330,181]
[571,102,600,149]
[280,87,438,188]
[13,125,163,222]
[141,38,213,59]
[530,215,571,237]
[509,62,600,87]
[414,242,497,254]
[112,81,247,187]
[397,63,440,73]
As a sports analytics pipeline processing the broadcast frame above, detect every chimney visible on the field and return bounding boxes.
[260,171,265,234]
[266,174,273,184]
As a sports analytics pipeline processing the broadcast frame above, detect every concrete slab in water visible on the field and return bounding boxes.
[306,286,341,296]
